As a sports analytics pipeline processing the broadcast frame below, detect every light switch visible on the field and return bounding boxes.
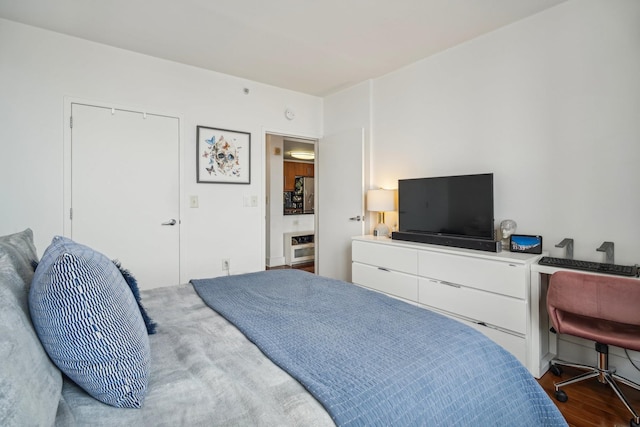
[189,195,199,208]
[251,195,258,207]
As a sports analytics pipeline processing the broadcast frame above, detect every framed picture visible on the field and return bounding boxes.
[197,126,251,184]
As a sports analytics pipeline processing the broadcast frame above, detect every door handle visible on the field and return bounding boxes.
[439,280,461,289]
[349,215,363,221]
[161,219,177,226]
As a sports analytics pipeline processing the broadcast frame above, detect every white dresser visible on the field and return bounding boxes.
[351,235,549,378]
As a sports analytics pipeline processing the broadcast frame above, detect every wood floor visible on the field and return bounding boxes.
[537,366,640,426]
[266,261,314,274]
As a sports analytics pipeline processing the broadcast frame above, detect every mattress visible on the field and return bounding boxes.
[54,283,334,426]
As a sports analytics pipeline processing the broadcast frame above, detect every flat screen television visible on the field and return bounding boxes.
[395,173,494,242]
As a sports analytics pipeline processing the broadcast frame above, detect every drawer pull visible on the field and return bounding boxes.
[439,280,461,288]
[377,267,390,272]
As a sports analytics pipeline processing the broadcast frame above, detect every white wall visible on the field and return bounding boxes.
[366,0,640,380]
[0,19,322,281]
[371,0,640,265]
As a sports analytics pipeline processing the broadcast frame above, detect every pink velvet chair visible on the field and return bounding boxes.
[547,271,640,427]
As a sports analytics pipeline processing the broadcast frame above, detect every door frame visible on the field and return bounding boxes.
[262,127,321,271]
[63,97,186,280]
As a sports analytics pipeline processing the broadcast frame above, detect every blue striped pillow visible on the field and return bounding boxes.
[29,236,150,408]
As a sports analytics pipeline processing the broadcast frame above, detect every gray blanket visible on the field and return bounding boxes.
[55,284,334,426]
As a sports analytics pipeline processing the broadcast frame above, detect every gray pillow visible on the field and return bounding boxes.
[0,230,62,427]
[0,228,38,286]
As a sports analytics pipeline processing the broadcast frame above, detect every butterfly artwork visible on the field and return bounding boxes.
[197,126,251,184]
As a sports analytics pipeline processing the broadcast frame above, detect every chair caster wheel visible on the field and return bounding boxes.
[550,365,562,377]
[554,389,568,402]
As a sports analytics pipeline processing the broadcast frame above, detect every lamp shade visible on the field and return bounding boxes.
[367,189,395,212]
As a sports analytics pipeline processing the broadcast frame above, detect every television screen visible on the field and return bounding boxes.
[398,173,494,240]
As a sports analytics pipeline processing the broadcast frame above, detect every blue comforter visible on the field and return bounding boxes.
[192,270,566,426]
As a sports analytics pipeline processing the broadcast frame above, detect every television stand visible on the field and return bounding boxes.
[351,235,549,378]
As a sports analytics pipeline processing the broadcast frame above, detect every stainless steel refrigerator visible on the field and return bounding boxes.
[295,176,314,213]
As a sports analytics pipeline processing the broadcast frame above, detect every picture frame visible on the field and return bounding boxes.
[509,234,543,254]
[196,126,251,184]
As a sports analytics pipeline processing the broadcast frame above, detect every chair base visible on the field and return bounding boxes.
[550,343,640,426]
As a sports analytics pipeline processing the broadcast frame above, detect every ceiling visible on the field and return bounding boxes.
[283,138,314,161]
[0,0,566,96]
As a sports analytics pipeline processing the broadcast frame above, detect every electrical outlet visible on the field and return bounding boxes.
[222,259,230,271]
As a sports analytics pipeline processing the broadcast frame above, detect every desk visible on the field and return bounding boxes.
[530,263,640,379]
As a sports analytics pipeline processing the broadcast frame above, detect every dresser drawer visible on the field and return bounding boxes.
[352,262,418,301]
[352,240,417,275]
[418,251,526,299]
[456,314,526,364]
[418,277,526,334]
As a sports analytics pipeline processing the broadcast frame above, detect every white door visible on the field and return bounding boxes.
[71,103,180,289]
[317,128,365,281]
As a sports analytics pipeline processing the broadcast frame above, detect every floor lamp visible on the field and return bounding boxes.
[367,189,395,237]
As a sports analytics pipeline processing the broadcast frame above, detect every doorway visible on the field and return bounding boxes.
[264,128,366,282]
[265,133,316,272]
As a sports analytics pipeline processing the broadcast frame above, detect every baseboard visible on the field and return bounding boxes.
[266,256,286,268]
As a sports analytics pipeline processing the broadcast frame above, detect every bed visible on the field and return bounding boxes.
[1,229,567,426]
